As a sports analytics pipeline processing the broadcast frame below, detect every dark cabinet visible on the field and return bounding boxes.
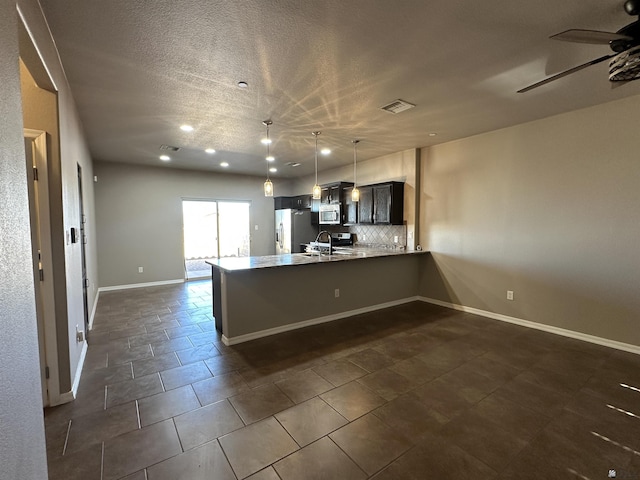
[357,181,404,225]
[292,195,312,208]
[275,195,312,210]
[274,196,293,210]
[320,184,341,204]
[342,186,358,225]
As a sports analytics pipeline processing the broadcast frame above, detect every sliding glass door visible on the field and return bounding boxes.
[182,199,250,279]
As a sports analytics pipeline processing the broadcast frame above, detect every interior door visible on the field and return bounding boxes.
[24,131,56,406]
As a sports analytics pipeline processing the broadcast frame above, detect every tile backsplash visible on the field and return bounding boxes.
[326,224,407,248]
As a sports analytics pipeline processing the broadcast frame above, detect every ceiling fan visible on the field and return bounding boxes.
[518,0,640,93]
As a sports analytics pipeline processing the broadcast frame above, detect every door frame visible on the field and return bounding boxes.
[24,128,61,407]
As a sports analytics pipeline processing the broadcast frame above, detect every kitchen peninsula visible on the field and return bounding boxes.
[207,248,426,345]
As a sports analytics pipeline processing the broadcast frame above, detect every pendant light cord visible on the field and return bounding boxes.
[314,132,319,186]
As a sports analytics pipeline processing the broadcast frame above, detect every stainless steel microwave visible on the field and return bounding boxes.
[319,204,341,225]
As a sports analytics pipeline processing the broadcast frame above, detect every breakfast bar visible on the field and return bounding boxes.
[207,249,426,345]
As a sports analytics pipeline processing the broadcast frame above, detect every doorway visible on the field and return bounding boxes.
[182,200,251,279]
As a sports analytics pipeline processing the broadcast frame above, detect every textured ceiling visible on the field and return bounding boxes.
[40,0,640,178]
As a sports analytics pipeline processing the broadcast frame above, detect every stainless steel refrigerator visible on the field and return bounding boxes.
[275,209,317,254]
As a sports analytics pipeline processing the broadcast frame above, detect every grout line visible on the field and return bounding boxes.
[135,400,141,429]
[61,419,72,456]
[171,417,185,453]
[100,442,105,480]
[216,437,240,478]
[158,372,166,392]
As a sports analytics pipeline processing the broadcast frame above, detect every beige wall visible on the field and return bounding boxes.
[94,161,281,287]
[16,0,98,396]
[1,2,47,478]
[420,94,640,347]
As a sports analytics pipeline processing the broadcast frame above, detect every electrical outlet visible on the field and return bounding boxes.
[394,236,399,243]
[335,288,340,298]
[507,290,514,301]
[138,266,144,273]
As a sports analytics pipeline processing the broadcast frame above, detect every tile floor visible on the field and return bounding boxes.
[44,280,640,479]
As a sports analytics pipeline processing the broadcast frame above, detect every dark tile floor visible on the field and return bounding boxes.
[45,280,640,479]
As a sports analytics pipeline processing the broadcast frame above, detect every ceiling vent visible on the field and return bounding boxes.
[159,144,180,151]
[285,162,301,167]
[380,99,416,114]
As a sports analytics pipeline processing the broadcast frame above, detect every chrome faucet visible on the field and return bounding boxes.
[314,230,332,255]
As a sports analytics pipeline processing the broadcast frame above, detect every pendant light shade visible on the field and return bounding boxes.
[351,139,360,202]
[264,178,273,196]
[263,120,274,197]
[312,131,321,199]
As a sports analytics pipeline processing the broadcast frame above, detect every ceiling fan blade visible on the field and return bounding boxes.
[550,29,633,44]
[517,54,615,93]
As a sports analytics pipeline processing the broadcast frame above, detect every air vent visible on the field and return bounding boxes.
[159,144,180,152]
[380,99,416,114]
[285,162,301,167]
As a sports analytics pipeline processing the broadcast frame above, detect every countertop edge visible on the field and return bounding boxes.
[206,249,428,272]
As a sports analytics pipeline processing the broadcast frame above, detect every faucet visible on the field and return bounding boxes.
[314,230,332,255]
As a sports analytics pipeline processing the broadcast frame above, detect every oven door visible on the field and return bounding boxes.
[319,205,341,224]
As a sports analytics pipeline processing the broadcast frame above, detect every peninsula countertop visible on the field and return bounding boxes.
[206,247,426,272]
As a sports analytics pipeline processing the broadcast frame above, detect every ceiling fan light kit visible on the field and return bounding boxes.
[519,0,640,92]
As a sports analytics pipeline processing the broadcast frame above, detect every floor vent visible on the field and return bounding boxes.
[380,99,416,114]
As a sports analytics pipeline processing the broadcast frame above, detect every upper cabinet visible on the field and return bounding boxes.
[275,195,313,210]
[342,185,358,225]
[320,182,352,205]
[357,181,404,225]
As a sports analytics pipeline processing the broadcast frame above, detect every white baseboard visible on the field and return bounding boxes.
[98,278,184,293]
[71,341,88,396]
[89,289,100,330]
[419,296,640,355]
[222,296,421,346]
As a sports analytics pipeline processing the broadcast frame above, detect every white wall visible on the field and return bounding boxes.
[420,94,640,348]
[94,161,283,287]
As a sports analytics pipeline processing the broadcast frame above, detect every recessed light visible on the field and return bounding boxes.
[205,148,216,154]
[220,162,229,167]
[159,155,171,161]
[428,133,437,137]
[180,125,194,132]
[237,81,248,88]
[269,167,277,173]
[320,148,331,155]
[266,155,275,162]
[261,138,272,145]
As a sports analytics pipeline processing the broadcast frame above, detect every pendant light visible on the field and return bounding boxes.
[312,131,322,199]
[351,139,360,202]
[262,120,274,197]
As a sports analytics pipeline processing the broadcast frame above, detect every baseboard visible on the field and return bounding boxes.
[419,296,640,355]
[89,289,100,330]
[57,390,75,405]
[71,341,88,397]
[222,296,421,346]
[98,278,184,293]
